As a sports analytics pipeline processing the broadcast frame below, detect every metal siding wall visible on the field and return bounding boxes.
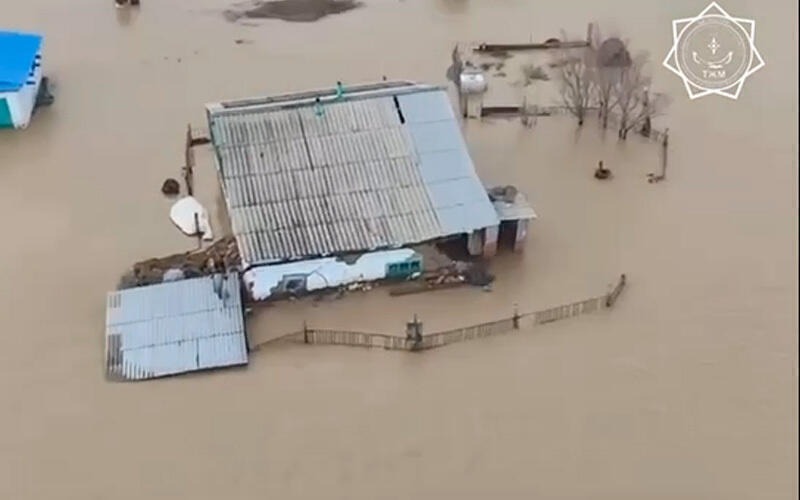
[105,274,248,380]
[0,96,13,127]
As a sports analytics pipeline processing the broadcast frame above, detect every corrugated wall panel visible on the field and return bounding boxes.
[105,274,247,381]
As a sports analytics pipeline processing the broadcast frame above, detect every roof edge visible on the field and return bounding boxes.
[205,80,445,116]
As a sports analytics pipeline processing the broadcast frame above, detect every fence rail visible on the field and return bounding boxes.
[491,105,669,145]
[417,317,518,350]
[251,276,626,353]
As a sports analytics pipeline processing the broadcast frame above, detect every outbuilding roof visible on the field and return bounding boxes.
[105,274,247,381]
[0,30,42,92]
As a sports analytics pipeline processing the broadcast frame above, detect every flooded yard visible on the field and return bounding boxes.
[0,0,797,498]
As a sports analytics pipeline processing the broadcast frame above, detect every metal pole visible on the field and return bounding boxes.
[194,212,201,249]
[184,124,194,196]
[661,128,669,179]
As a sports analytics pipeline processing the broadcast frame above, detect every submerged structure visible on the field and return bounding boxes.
[102,81,538,381]
[205,81,535,300]
[105,273,248,380]
[0,30,44,129]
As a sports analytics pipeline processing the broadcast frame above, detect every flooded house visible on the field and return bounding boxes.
[0,30,44,129]
[204,81,535,300]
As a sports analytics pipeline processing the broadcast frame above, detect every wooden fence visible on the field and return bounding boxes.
[182,125,212,196]
[265,329,413,351]
[491,105,669,145]
[251,276,625,353]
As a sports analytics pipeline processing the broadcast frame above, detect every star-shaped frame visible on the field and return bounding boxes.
[663,2,764,99]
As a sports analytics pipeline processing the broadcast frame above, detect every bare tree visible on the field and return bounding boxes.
[555,31,593,126]
[592,64,619,129]
[588,25,627,129]
[612,53,668,139]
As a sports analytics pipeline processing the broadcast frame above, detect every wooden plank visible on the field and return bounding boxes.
[473,40,589,52]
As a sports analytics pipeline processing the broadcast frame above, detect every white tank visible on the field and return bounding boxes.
[459,71,487,94]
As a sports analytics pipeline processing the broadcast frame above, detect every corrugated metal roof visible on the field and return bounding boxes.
[105,274,247,381]
[0,31,42,92]
[207,82,499,266]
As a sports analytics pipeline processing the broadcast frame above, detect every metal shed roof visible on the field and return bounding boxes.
[105,274,247,381]
[0,31,42,92]
[206,82,499,266]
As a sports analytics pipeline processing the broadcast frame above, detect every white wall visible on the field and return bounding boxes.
[243,249,419,301]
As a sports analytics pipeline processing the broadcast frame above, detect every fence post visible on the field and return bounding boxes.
[512,304,520,329]
[303,321,308,344]
[605,274,627,308]
[194,213,202,249]
[406,314,423,350]
[183,123,195,196]
[661,129,669,179]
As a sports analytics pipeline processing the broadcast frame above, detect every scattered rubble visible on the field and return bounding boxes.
[162,268,185,282]
[463,264,494,287]
[520,64,550,85]
[118,237,240,289]
[389,261,494,296]
[161,178,180,196]
[487,185,519,203]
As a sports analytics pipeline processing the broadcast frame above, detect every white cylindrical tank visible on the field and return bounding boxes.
[459,71,487,94]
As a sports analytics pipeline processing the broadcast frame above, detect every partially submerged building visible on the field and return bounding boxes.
[488,185,537,253]
[105,273,247,380]
[205,81,535,300]
[0,30,44,129]
[101,81,538,381]
[451,26,593,119]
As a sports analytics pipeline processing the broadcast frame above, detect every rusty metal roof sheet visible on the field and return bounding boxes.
[105,274,247,381]
[207,82,499,266]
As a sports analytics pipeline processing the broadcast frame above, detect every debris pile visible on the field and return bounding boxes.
[597,38,632,68]
[390,261,494,296]
[594,161,612,180]
[161,178,180,196]
[118,237,240,289]
[487,185,518,203]
[34,77,55,110]
[459,262,495,287]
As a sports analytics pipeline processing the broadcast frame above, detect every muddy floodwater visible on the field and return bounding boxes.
[1,0,797,498]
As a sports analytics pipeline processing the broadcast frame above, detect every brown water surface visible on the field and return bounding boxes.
[1,1,797,498]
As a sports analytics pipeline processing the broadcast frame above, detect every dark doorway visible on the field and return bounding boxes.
[498,220,518,252]
[435,234,473,261]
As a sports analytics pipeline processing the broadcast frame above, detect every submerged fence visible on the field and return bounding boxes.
[504,105,669,146]
[251,275,626,353]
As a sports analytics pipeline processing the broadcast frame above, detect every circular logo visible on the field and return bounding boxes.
[676,15,751,90]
